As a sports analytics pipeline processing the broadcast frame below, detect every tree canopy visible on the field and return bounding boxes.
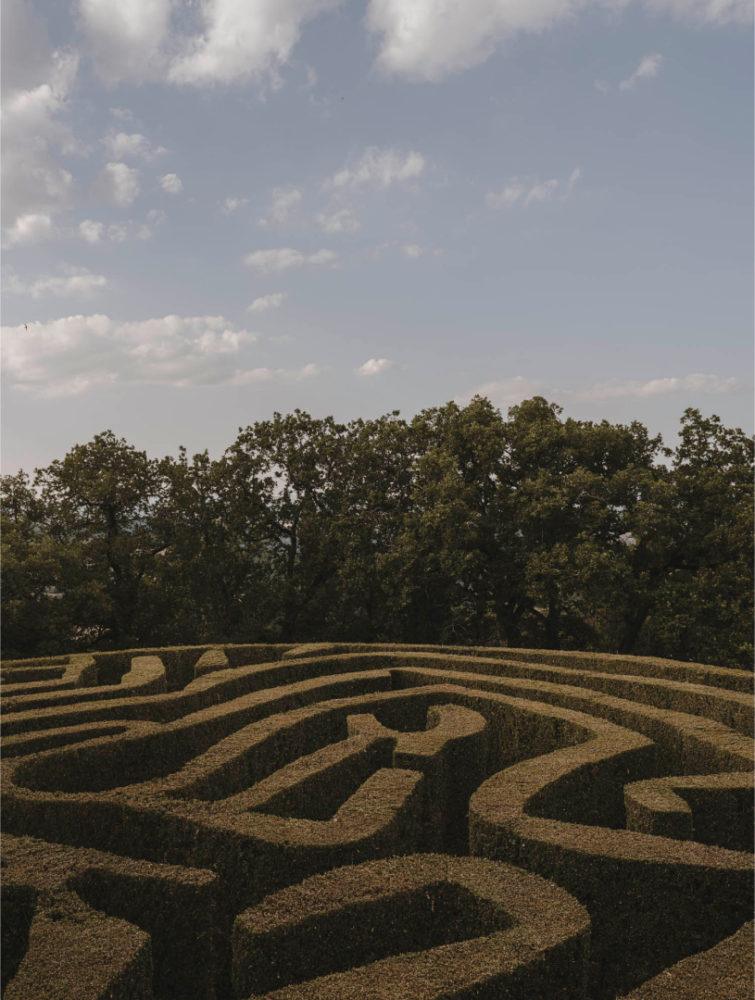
[2,398,752,668]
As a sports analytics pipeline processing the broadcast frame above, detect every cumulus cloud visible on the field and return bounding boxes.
[73,0,750,90]
[307,248,338,266]
[107,223,130,243]
[248,292,286,312]
[367,0,749,83]
[329,147,425,190]
[79,209,166,245]
[229,362,321,385]
[78,0,173,85]
[356,357,396,376]
[316,206,361,234]
[95,162,141,206]
[620,52,663,90]
[79,218,105,243]
[403,243,424,258]
[524,179,559,205]
[1,313,264,396]
[486,167,580,209]
[3,213,57,247]
[104,131,168,160]
[367,0,590,82]
[456,375,544,408]
[168,0,343,87]
[220,195,249,214]
[486,181,525,210]
[159,172,183,195]
[135,208,168,240]
[566,167,582,194]
[258,186,302,227]
[298,362,321,377]
[487,178,556,209]
[579,373,742,400]
[643,0,750,24]
[1,5,79,239]
[5,265,108,299]
[243,247,338,272]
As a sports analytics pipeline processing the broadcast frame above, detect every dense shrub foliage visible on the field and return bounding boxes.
[2,396,752,667]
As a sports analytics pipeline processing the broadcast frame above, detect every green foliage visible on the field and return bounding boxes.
[2,402,752,667]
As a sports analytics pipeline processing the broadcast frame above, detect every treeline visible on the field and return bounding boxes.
[2,396,753,668]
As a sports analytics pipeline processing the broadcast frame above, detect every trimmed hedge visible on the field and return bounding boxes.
[618,921,754,1000]
[232,854,590,1000]
[1,641,752,1000]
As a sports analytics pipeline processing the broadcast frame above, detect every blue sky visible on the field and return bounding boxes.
[2,0,752,472]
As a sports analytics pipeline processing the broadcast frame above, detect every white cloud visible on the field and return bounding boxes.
[78,0,173,85]
[138,208,168,240]
[220,195,249,214]
[248,292,286,312]
[104,131,168,160]
[403,243,424,258]
[580,374,742,400]
[643,0,751,24]
[94,209,168,244]
[70,0,755,92]
[457,375,543,407]
[244,248,304,272]
[159,172,183,195]
[487,167,580,210]
[168,0,343,87]
[356,357,396,376]
[229,362,321,385]
[95,162,141,206]
[243,247,338,272]
[307,248,338,266]
[5,265,108,299]
[367,0,749,84]
[258,186,302,227]
[3,213,57,247]
[107,222,130,243]
[486,181,525,210]
[566,167,582,195]
[316,206,361,234]
[1,313,262,395]
[79,219,105,243]
[620,52,663,90]
[525,179,559,206]
[367,0,590,82]
[329,147,425,190]
[1,12,79,238]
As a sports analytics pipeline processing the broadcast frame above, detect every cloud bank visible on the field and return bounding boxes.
[1,313,264,396]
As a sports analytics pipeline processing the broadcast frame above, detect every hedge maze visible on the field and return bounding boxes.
[1,644,753,999]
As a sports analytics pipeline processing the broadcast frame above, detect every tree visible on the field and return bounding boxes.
[2,402,751,667]
[151,445,280,644]
[34,431,168,648]
[628,409,754,667]
[375,397,509,643]
[1,471,106,657]
[226,411,349,640]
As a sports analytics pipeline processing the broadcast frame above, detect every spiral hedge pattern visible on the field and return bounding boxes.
[1,643,752,999]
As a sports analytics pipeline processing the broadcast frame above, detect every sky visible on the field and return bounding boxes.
[2,0,752,474]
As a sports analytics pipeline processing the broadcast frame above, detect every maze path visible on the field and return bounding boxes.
[1,643,752,1000]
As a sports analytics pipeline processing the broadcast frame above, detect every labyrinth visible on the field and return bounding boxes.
[1,643,753,1000]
